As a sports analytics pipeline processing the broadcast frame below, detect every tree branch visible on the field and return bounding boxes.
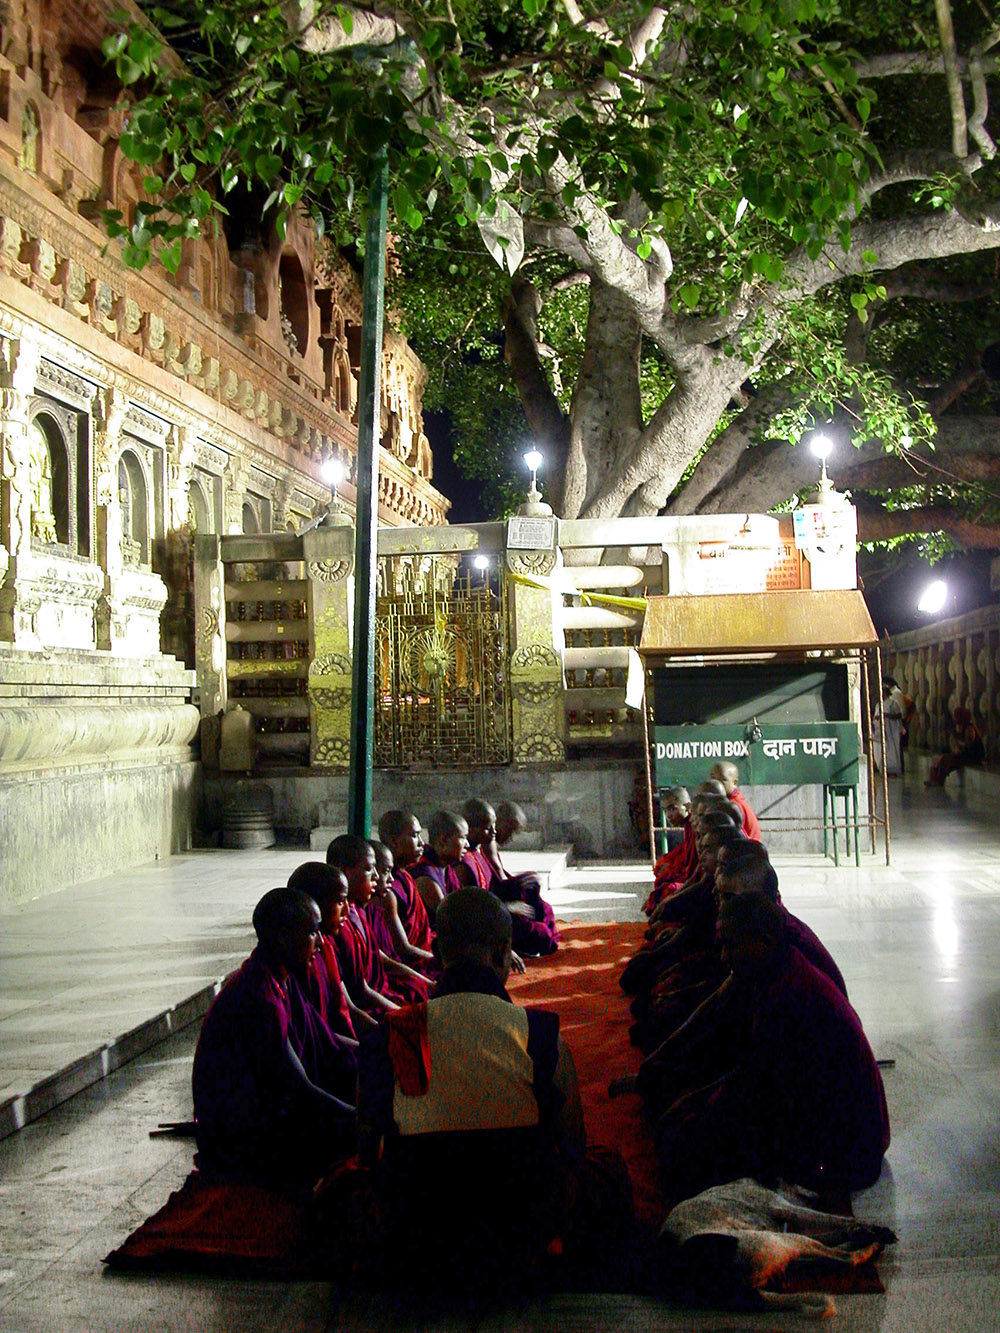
[934,0,968,159]
[783,204,1000,306]
[856,504,1000,547]
[666,382,799,514]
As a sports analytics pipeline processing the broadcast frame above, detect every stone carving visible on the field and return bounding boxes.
[310,652,352,676]
[312,686,352,710]
[0,702,199,772]
[507,548,558,577]
[308,557,353,583]
[511,644,560,671]
[27,421,57,543]
[314,737,350,766]
[513,732,564,764]
[511,675,560,705]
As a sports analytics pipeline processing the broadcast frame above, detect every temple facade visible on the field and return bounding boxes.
[0,1,448,906]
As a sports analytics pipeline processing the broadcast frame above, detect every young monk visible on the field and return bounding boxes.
[656,891,889,1207]
[411,809,470,922]
[645,787,696,915]
[191,886,356,1187]
[495,798,528,847]
[377,809,434,955]
[357,889,632,1285]
[326,834,402,1018]
[710,761,761,841]
[462,797,559,956]
[287,861,373,1037]
[367,841,434,1003]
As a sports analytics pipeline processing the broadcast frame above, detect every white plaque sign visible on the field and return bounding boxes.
[506,516,556,550]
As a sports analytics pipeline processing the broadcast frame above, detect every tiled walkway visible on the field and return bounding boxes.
[2,775,1000,1328]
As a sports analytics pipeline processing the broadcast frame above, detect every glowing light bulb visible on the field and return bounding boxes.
[321,458,345,488]
[810,432,833,461]
[473,555,489,571]
[918,580,947,614]
[523,449,543,474]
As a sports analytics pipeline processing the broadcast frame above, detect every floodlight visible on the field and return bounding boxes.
[810,432,833,461]
[473,555,490,571]
[917,580,947,614]
[321,458,345,489]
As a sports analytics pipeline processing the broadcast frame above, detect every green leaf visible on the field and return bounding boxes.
[180,162,197,183]
[160,239,183,274]
[678,283,701,309]
[141,175,163,194]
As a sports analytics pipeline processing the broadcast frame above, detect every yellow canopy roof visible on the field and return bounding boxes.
[637,590,877,659]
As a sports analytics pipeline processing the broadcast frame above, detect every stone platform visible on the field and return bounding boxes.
[3,773,1000,1328]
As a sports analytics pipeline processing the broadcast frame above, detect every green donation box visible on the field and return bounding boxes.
[653,722,860,789]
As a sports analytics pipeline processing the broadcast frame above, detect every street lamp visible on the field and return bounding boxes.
[318,456,350,527]
[523,448,543,501]
[473,554,490,572]
[809,431,836,500]
[918,579,947,614]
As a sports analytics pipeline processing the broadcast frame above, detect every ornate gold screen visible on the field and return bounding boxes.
[374,559,512,768]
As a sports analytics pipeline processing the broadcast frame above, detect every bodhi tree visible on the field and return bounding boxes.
[105,1,1000,549]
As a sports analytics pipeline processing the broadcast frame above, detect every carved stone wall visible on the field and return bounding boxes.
[885,605,1000,763]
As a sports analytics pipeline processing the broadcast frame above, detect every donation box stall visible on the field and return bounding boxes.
[638,589,886,863]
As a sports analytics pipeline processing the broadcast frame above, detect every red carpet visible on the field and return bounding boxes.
[509,921,662,1223]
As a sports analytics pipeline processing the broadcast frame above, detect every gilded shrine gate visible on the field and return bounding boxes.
[374,557,512,768]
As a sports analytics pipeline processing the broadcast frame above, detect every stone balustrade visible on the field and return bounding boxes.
[884,604,1000,763]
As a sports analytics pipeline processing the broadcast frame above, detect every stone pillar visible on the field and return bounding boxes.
[193,532,228,768]
[505,529,566,765]
[93,386,128,651]
[223,453,249,533]
[0,336,42,643]
[303,519,355,770]
[160,424,198,661]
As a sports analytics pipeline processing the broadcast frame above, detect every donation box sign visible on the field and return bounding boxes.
[653,722,860,789]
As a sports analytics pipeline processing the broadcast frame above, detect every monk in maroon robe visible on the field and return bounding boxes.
[462,797,559,957]
[287,861,371,1037]
[657,893,889,1206]
[377,809,435,956]
[366,841,432,1004]
[191,887,356,1187]
[411,810,469,922]
[327,834,407,1016]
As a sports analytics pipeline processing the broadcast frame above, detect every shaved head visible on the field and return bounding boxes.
[435,887,512,973]
[710,761,740,795]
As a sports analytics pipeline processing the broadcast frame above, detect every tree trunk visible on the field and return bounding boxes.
[561,280,644,518]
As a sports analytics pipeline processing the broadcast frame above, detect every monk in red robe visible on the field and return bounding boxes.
[191,886,356,1187]
[710,761,761,842]
[367,841,433,1004]
[657,892,889,1207]
[326,834,407,1017]
[645,787,696,915]
[287,860,374,1037]
[462,797,559,956]
[377,809,435,956]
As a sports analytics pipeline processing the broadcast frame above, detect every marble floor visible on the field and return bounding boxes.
[2,774,1000,1328]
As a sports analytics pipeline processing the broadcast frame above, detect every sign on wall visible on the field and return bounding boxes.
[653,721,860,789]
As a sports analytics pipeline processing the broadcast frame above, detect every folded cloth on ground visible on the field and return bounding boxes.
[658,1177,896,1317]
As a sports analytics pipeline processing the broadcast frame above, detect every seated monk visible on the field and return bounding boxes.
[367,841,434,1003]
[411,810,469,923]
[628,825,741,1052]
[357,888,632,1284]
[191,886,356,1187]
[657,892,890,1207]
[286,861,367,1038]
[495,798,528,848]
[377,809,435,956]
[710,761,761,841]
[326,834,403,1018]
[462,797,559,957]
[644,786,695,915]
[647,807,736,933]
[715,841,847,996]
